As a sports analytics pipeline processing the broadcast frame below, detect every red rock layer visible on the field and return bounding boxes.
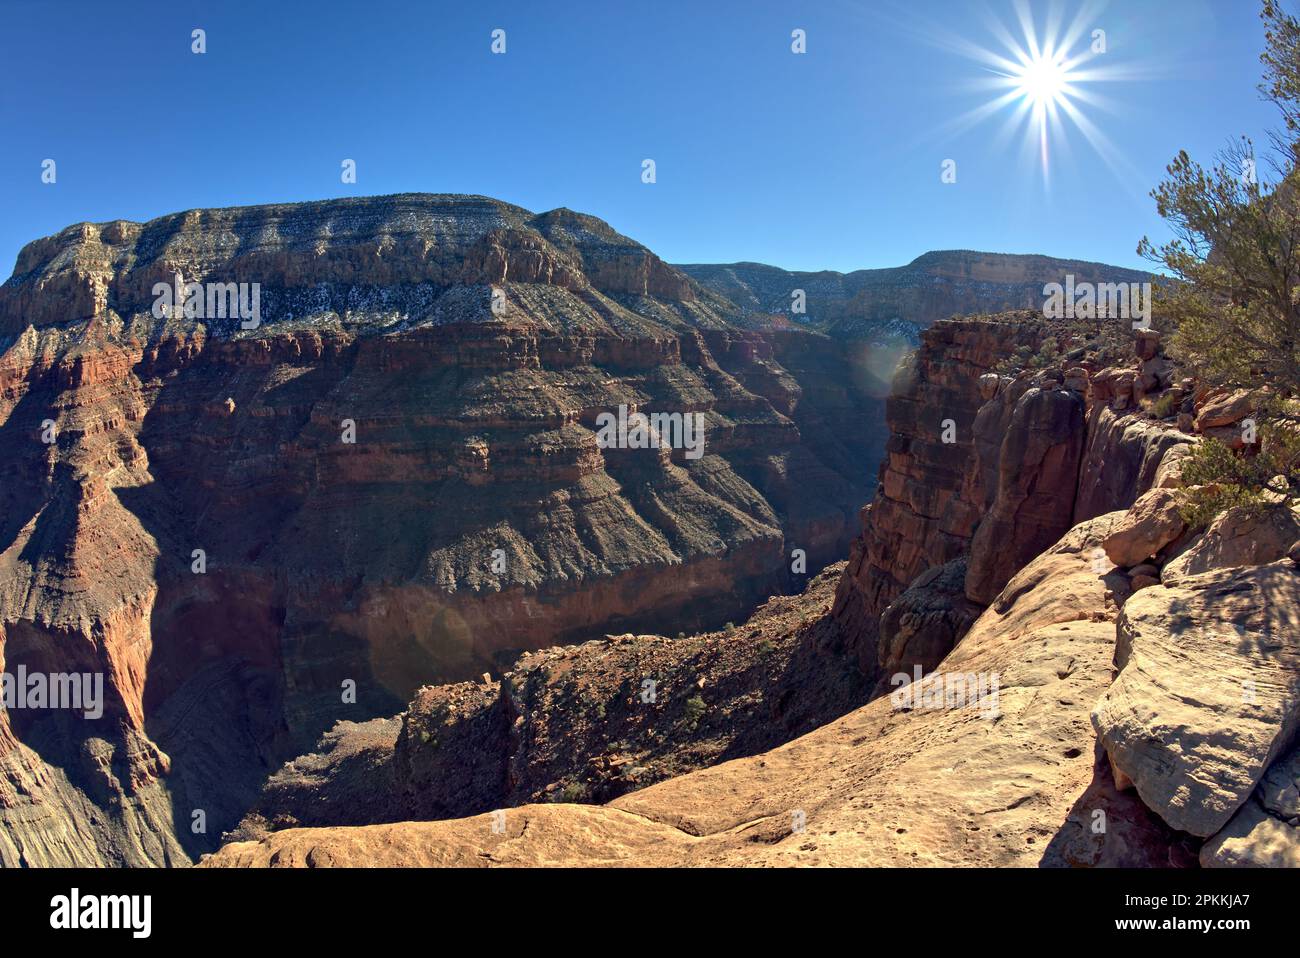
[0,195,886,864]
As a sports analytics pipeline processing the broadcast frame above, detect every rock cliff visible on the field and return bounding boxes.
[0,195,889,865]
[679,252,1153,340]
[8,195,1295,871]
[208,309,1298,869]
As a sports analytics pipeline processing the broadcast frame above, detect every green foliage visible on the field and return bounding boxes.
[1179,414,1300,527]
[994,344,1035,376]
[1032,336,1060,367]
[1148,391,1180,419]
[682,694,707,730]
[557,781,589,803]
[1262,0,1300,136]
[1179,471,1267,531]
[1138,2,1300,396]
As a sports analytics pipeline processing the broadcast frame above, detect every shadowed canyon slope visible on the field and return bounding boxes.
[207,312,1300,869]
[0,194,903,864]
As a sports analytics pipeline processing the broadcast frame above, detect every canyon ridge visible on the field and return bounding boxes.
[2,194,1292,870]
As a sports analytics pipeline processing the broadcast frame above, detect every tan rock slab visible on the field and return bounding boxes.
[1092,561,1300,837]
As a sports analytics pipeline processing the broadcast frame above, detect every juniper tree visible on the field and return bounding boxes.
[1138,0,1300,395]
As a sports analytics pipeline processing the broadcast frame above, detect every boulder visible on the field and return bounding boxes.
[1152,442,1192,488]
[1135,330,1162,361]
[1087,367,1121,405]
[877,558,983,689]
[1201,424,1250,450]
[1100,487,1187,567]
[1201,704,1300,866]
[1136,357,1174,397]
[1092,560,1300,837]
[1195,389,1255,431]
[1258,744,1300,819]
[1162,505,1300,584]
[1088,367,1137,411]
[1200,797,1300,867]
[1111,371,1137,410]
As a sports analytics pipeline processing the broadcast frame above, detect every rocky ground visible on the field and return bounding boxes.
[225,563,873,839]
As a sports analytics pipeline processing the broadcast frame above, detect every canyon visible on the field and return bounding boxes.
[1,194,1293,869]
[207,310,1300,869]
[0,194,887,864]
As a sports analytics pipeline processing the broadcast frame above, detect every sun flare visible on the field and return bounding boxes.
[931,0,1142,187]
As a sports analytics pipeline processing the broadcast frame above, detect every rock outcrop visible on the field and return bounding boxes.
[203,509,1186,867]
[1200,738,1300,867]
[875,558,982,689]
[832,313,1189,685]
[1074,406,1189,523]
[1162,504,1300,583]
[829,315,1047,678]
[225,565,871,838]
[964,385,1086,605]
[1200,737,1300,867]
[1100,488,1188,568]
[1092,560,1300,838]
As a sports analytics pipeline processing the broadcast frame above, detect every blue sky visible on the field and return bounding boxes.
[0,0,1281,276]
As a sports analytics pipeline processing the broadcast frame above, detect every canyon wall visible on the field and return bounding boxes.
[4,195,1241,870]
[0,195,885,865]
[832,312,1194,688]
[207,309,1300,869]
[679,252,1153,340]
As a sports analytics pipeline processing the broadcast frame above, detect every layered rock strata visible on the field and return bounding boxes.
[207,309,1300,869]
[833,313,1195,690]
[0,195,886,865]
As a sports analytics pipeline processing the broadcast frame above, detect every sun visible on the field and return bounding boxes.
[924,0,1142,187]
[1013,51,1071,108]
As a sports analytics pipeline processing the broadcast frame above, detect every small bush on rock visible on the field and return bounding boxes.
[1180,415,1300,528]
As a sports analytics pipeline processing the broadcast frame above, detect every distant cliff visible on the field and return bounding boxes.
[678,252,1153,342]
